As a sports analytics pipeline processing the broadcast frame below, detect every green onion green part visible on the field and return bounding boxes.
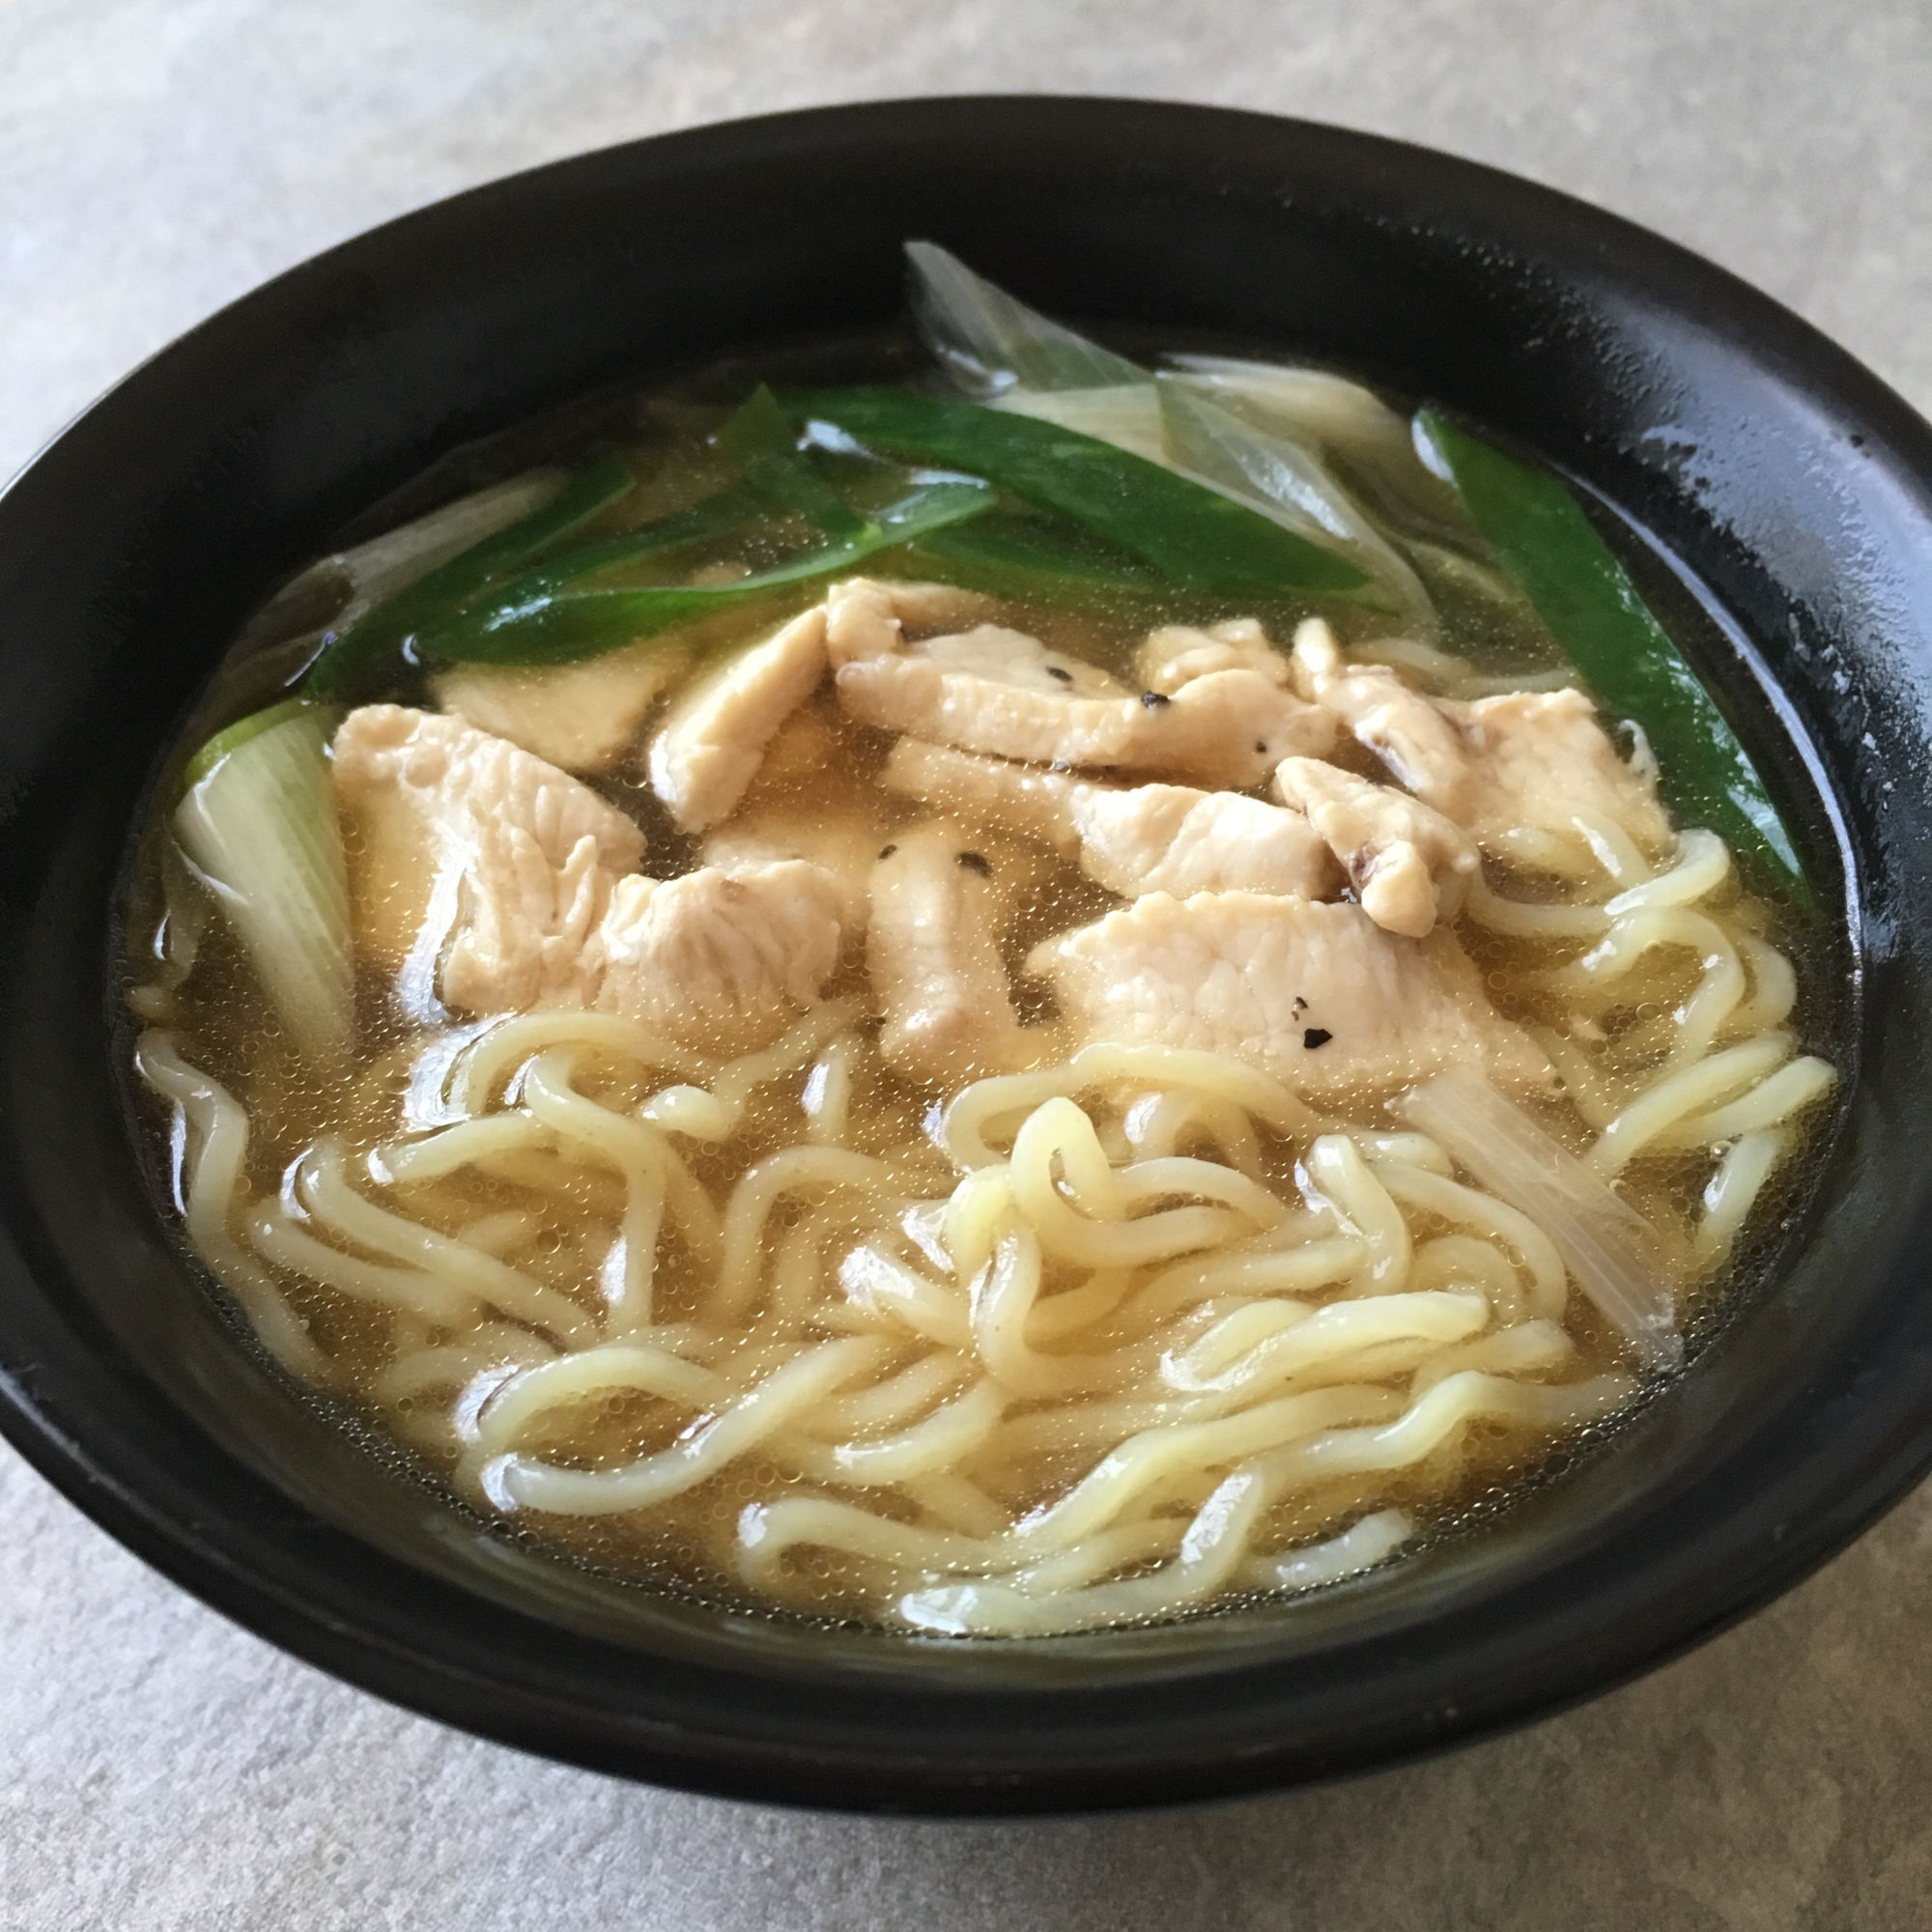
[1416,410,1806,897]
[181,696,320,788]
[905,509,1169,603]
[781,386,1371,598]
[411,477,997,666]
[718,384,869,539]
[308,449,639,696]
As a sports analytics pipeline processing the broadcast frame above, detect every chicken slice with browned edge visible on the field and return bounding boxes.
[1291,619,1472,811]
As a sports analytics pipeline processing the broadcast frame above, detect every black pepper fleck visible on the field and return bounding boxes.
[1292,995,1308,1015]
[1302,1027,1333,1050]
[1254,739,1268,754]
[955,850,992,876]
[1045,665,1073,683]
[1141,690,1172,709]
[877,844,897,860]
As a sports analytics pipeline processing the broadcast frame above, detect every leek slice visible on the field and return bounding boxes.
[1398,1067,1681,1374]
[783,386,1367,599]
[906,239,1144,395]
[1165,354,1469,531]
[901,242,1416,615]
[1155,379,1435,634]
[174,704,354,1066]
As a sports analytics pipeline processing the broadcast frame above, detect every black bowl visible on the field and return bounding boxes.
[1,97,1926,1816]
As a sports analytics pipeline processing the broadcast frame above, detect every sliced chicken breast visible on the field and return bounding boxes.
[332,704,643,1003]
[1440,689,1673,855]
[333,705,843,1046]
[880,738,1094,857]
[1071,784,1335,901]
[1292,618,1671,859]
[647,605,828,831]
[1274,757,1478,938]
[1135,617,1294,696]
[838,656,1331,787]
[824,577,1000,668]
[432,640,690,775]
[702,798,891,934]
[1291,618,1473,811]
[867,820,1055,1083]
[598,861,845,1052]
[1027,892,1549,1100]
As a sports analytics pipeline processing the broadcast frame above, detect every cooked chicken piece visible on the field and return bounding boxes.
[839,652,1330,787]
[1440,689,1673,855]
[1072,784,1335,901]
[597,861,845,1052]
[867,820,1055,1083]
[332,705,843,1046]
[1291,618,1472,811]
[824,577,999,668]
[702,797,890,933]
[744,702,839,792]
[1274,758,1477,939]
[880,738,1093,857]
[332,704,643,997]
[920,624,1126,696]
[647,606,828,831]
[431,641,690,775]
[884,742,1334,902]
[1135,617,1293,696]
[1292,619,1671,858]
[1027,893,1549,1100]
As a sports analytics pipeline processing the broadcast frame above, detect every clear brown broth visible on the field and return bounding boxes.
[120,329,1836,1628]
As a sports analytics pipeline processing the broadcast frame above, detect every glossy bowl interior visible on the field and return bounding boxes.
[2,98,1929,1814]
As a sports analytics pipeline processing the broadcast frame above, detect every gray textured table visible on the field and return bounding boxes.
[3,5,1929,1927]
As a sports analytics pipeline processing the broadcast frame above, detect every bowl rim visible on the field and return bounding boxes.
[2,91,1929,1815]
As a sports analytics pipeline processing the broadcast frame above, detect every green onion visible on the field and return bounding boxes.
[1416,410,1806,896]
[411,478,996,666]
[717,384,868,538]
[1155,379,1431,631]
[781,386,1370,598]
[904,508,1169,603]
[308,449,639,696]
[906,238,1146,395]
[181,696,317,788]
[174,703,354,1065]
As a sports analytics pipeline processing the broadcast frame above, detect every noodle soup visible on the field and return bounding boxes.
[122,246,1836,1636]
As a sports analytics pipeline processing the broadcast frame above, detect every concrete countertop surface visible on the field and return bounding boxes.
[2,4,1928,1927]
